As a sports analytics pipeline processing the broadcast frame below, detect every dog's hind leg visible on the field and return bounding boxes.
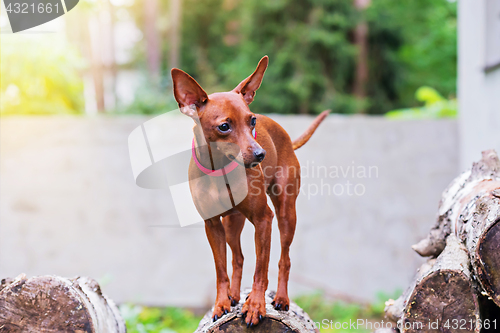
[222,212,246,306]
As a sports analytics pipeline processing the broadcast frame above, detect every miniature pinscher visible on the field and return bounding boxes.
[171,56,328,326]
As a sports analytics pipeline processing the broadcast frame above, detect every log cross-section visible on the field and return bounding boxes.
[386,235,480,333]
[0,274,126,333]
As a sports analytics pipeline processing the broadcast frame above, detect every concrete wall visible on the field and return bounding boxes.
[458,0,500,169]
[0,115,459,307]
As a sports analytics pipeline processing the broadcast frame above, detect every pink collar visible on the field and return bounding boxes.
[192,128,256,177]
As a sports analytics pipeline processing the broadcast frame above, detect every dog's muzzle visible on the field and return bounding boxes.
[254,148,266,162]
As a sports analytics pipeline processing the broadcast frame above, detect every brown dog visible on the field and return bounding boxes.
[171,56,328,326]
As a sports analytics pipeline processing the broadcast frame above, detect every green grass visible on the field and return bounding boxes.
[294,290,400,332]
[119,290,401,333]
[119,304,202,333]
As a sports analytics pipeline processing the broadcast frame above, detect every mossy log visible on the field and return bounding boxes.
[0,274,125,333]
[194,289,319,333]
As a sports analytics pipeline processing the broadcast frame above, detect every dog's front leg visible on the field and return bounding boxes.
[241,206,274,326]
[205,217,231,322]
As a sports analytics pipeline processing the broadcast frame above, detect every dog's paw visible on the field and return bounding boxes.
[212,297,231,322]
[241,293,266,326]
[229,293,240,307]
[271,295,290,311]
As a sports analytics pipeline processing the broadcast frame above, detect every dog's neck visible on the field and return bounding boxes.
[193,125,231,171]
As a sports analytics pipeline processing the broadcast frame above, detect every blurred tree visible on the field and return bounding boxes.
[353,0,371,113]
[367,0,457,112]
[169,0,182,69]
[0,38,84,116]
[65,0,117,113]
[144,0,161,82]
[86,13,106,112]
[386,86,457,119]
[124,0,456,115]
[104,0,118,108]
[180,0,359,115]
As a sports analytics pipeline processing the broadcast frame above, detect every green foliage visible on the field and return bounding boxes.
[367,0,457,107]
[294,293,367,332]
[386,86,457,119]
[368,289,402,317]
[120,291,398,333]
[179,0,360,115]
[120,304,201,333]
[0,37,84,116]
[124,0,456,115]
[120,82,178,115]
[293,290,403,332]
[293,291,402,332]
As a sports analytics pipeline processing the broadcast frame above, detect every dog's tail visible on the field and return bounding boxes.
[292,110,330,150]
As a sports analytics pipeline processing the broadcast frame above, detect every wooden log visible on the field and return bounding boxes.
[455,188,500,308]
[373,329,399,333]
[194,289,319,333]
[412,149,500,307]
[384,259,436,324]
[0,274,125,333]
[385,235,481,333]
[478,295,500,331]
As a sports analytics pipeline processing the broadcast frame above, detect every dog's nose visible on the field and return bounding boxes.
[254,149,266,162]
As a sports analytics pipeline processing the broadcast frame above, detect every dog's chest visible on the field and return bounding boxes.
[188,165,249,220]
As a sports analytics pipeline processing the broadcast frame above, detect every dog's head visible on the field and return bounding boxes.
[171,56,268,168]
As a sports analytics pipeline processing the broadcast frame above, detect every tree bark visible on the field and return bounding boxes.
[195,289,319,333]
[169,0,182,69]
[384,259,436,324]
[373,329,399,333]
[103,0,118,109]
[353,0,371,113]
[478,295,500,329]
[144,0,161,81]
[385,235,480,333]
[0,274,125,333]
[384,150,500,332]
[454,185,500,308]
[85,13,106,113]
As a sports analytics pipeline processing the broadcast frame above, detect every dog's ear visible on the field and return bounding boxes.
[171,68,208,117]
[233,56,269,105]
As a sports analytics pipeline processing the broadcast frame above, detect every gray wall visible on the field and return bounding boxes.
[458,0,500,169]
[0,115,459,307]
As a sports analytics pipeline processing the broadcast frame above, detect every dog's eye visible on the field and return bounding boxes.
[250,117,256,127]
[218,123,230,132]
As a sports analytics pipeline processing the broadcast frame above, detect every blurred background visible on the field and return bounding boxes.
[1,0,459,116]
[1,0,499,332]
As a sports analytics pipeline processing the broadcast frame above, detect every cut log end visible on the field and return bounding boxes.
[404,270,479,333]
[477,219,500,307]
[478,295,500,326]
[390,236,481,333]
[0,274,125,333]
